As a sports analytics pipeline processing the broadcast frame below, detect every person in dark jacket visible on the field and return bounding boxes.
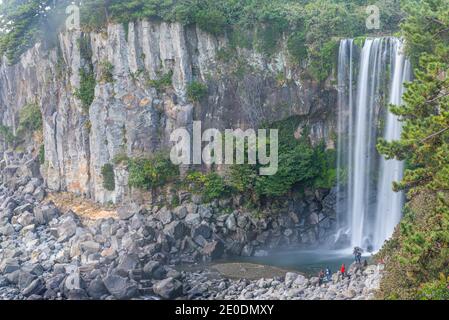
[325,267,332,282]
[319,270,325,285]
[353,247,363,264]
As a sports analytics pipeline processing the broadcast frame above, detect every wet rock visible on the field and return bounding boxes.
[241,244,253,257]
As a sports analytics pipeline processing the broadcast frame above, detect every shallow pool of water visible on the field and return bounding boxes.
[228,249,368,276]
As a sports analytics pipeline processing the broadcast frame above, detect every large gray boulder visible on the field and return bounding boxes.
[103,275,138,300]
[143,261,166,280]
[57,213,79,242]
[202,240,224,260]
[155,208,173,225]
[117,204,137,220]
[163,221,189,240]
[87,278,109,299]
[225,214,237,231]
[116,253,140,275]
[153,277,183,299]
[191,224,212,239]
[34,203,60,225]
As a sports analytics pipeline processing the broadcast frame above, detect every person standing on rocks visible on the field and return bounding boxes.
[353,247,363,264]
[319,270,325,285]
[318,269,324,286]
[340,264,346,279]
[325,267,332,282]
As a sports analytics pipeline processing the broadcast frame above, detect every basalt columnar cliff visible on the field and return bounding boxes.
[0,22,336,205]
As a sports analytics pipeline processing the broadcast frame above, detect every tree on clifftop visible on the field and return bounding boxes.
[377,0,449,300]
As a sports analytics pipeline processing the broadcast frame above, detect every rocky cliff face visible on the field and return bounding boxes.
[0,20,337,204]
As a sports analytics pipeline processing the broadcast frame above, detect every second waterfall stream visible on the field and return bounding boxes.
[336,37,411,251]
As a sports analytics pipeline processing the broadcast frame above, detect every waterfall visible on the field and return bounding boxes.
[336,37,411,251]
[373,42,411,249]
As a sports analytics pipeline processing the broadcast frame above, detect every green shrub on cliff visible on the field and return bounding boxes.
[17,103,42,136]
[228,117,337,202]
[185,171,229,202]
[101,163,116,191]
[99,60,114,83]
[75,69,96,113]
[148,70,173,92]
[187,81,208,102]
[0,125,16,145]
[39,144,45,164]
[128,152,179,190]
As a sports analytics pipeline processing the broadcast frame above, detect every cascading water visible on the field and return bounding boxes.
[373,43,411,250]
[336,37,411,251]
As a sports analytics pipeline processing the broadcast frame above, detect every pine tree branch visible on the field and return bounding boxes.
[427,92,449,103]
[420,127,449,143]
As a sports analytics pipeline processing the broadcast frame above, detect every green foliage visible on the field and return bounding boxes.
[80,0,109,31]
[0,0,70,63]
[77,36,93,62]
[307,40,339,82]
[255,142,316,197]
[75,69,96,113]
[376,0,449,300]
[185,171,229,203]
[0,125,16,144]
[113,153,130,165]
[228,164,258,194]
[2,1,403,81]
[353,36,367,48]
[287,31,307,64]
[195,9,227,36]
[17,103,42,136]
[128,152,179,190]
[74,35,96,113]
[99,60,114,83]
[187,81,208,102]
[148,70,173,92]
[101,163,116,191]
[228,117,337,202]
[38,144,45,164]
[418,274,449,300]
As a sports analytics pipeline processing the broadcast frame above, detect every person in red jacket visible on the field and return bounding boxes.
[340,264,346,279]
